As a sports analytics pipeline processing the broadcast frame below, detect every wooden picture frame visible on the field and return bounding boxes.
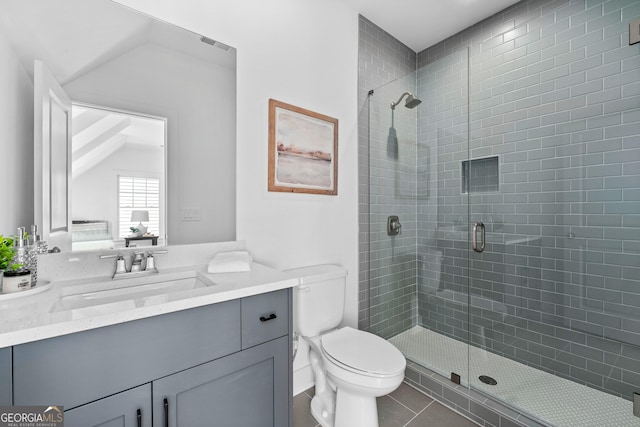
[268,99,338,195]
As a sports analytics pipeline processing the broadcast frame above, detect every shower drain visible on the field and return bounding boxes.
[479,375,497,386]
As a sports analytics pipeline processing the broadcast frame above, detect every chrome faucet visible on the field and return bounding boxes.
[100,250,167,279]
[130,252,145,272]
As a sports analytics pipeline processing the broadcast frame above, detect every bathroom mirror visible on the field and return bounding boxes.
[0,0,237,251]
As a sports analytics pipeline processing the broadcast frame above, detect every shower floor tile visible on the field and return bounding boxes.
[389,326,640,427]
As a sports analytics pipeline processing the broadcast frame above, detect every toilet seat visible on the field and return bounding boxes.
[321,327,405,378]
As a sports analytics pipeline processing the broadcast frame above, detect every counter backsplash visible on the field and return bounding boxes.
[37,241,247,284]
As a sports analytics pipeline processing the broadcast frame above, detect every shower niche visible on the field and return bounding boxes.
[461,156,498,194]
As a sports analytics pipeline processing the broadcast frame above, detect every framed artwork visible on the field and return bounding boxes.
[268,99,338,195]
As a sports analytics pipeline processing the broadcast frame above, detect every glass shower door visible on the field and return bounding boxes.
[367,48,472,388]
[366,72,421,342]
[464,7,640,423]
[415,47,471,384]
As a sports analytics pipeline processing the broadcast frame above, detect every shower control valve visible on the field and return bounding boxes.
[387,216,402,236]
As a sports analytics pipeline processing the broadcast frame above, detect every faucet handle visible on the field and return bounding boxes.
[115,255,127,274]
[145,253,156,271]
[100,254,128,274]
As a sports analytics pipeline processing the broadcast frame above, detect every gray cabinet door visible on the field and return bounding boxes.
[153,336,289,427]
[0,347,11,405]
[63,383,151,427]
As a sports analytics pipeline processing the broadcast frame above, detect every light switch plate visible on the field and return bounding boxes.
[630,18,640,45]
[181,207,201,221]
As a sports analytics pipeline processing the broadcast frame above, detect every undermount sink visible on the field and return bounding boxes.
[50,271,215,318]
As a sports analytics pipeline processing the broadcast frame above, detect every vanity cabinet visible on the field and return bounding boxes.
[9,289,292,427]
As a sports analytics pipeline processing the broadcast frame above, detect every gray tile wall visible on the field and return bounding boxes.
[417,0,640,400]
[358,16,418,338]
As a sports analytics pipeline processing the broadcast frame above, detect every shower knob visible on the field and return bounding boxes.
[387,216,402,236]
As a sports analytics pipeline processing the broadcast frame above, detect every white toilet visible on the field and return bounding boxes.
[290,265,406,427]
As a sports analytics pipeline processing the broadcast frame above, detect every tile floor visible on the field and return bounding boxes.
[294,382,480,427]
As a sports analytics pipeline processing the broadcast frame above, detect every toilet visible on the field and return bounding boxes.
[289,265,406,427]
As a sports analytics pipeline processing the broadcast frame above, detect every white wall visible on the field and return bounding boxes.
[113,0,360,393]
[72,144,164,238]
[0,26,34,233]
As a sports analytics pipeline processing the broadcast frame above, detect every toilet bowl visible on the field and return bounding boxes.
[288,265,406,427]
[320,327,405,427]
[304,327,405,427]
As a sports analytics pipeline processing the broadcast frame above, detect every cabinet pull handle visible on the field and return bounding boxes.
[164,398,169,427]
[259,313,277,322]
[137,409,142,427]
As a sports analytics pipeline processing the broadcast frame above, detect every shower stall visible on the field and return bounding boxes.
[361,1,640,426]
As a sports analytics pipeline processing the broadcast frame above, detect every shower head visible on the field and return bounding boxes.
[404,94,422,109]
[390,92,422,110]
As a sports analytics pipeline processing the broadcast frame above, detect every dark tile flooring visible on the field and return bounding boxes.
[294,382,480,427]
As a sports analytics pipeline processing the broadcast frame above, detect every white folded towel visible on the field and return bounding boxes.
[207,250,253,273]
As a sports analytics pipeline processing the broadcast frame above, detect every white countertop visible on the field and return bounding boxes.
[0,263,298,348]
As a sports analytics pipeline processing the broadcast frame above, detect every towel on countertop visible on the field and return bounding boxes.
[207,250,253,273]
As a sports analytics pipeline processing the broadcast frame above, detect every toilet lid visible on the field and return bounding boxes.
[321,327,405,376]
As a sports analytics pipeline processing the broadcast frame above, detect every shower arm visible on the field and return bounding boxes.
[390,92,411,110]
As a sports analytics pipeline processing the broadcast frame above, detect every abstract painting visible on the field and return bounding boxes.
[268,99,338,195]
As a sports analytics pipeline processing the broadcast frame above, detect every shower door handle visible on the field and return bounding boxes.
[472,222,485,253]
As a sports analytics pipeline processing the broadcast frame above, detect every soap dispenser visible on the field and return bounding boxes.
[27,225,47,286]
[8,227,32,291]
[12,227,29,271]
[29,225,48,254]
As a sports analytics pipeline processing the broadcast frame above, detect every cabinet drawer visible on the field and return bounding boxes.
[14,300,240,410]
[241,289,289,349]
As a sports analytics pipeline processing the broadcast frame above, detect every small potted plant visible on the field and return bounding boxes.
[0,235,16,289]
[0,235,29,293]
[0,235,16,269]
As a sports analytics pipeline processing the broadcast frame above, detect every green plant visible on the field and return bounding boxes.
[0,235,16,271]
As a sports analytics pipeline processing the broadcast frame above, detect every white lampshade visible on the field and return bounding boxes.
[131,210,149,222]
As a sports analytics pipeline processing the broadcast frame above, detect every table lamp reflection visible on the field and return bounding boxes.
[131,210,149,236]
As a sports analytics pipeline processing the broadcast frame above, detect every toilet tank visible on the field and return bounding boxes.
[286,265,347,337]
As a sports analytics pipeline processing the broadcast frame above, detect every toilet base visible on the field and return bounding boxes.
[310,395,334,427]
[334,388,379,427]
